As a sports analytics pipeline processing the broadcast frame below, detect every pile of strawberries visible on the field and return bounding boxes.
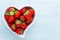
[4,6,35,35]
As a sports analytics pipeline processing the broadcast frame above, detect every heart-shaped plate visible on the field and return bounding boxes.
[3,6,35,38]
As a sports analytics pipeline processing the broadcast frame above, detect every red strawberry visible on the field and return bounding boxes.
[24,10,31,20]
[20,16,25,21]
[24,9,35,19]
[26,17,33,24]
[4,15,9,21]
[29,9,35,16]
[10,24,16,31]
[8,7,15,16]
[8,23,12,27]
[21,23,27,29]
[20,7,26,14]
[15,20,21,28]
[8,16,14,23]
[14,11,20,18]
[8,7,15,12]
[16,28,24,35]
[25,15,31,20]
[24,9,34,20]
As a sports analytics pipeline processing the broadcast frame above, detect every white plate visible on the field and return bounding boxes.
[3,6,36,38]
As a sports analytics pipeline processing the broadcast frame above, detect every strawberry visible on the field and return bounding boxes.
[14,11,20,18]
[16,28,24,35]
[24,10,31,20]
[8,23,12,27]
[4,15,9,21]
[25,14,31,20]
[7,7,16,16]
[15,20,21,28]
[8,16,14,23]
[8,7,15,12]
[26,17,33,24]
[10,24,16,31]
[20,7,26,14]
[29,9,35,16]
[21,22,27,29]
[24,9,35,20]
[20,16,25,21]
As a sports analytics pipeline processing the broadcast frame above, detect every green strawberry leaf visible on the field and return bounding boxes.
[24,10,29,15]
[12,8,16,13]
[16,20,21,24]
[9,11,14,16]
